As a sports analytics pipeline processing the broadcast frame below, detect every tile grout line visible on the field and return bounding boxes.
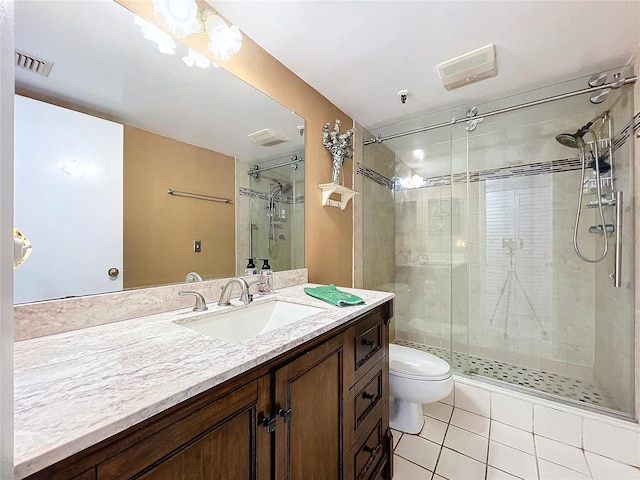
[580,416,596,479]
[484,418,492,480]
[430,411,452,479]
[532,429,542,480]
[392,452,435,477]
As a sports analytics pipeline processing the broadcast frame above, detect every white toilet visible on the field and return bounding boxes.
[389,344,453,434]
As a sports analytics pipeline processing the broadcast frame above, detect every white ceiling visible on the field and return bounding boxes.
[212,1,640,130]
[14,0,304,164]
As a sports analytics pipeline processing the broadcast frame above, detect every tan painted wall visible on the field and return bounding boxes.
[117,0,354,287]
[123,126,235,288]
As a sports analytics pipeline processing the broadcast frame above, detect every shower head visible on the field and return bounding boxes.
[555,119,596,149]
[270,181,292,195]
[555,132,584,149]
[280,183,293,195]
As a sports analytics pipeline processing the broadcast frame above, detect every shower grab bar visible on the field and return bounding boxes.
[167,188,232,204]
[611,191,623,288]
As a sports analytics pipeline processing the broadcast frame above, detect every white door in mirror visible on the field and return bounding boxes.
[14,95,124,303]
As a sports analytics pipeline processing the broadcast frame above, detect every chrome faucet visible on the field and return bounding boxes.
[179,290,208,311]
[218,278,261,306]
[185,271,204,282]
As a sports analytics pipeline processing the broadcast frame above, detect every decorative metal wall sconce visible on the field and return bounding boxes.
[320,120,358,210]
[322,119,356,185]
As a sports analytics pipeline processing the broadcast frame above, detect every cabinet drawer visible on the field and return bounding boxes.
[369,454,389,480]
[353,310,384,378]
[353,362,383,434]
[354,419,384,480]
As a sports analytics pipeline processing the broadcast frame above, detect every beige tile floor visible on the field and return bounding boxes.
[392,402,640,480]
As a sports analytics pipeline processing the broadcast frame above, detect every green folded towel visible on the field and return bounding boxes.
[303,284,365,307]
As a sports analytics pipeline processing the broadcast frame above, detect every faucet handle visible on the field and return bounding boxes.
[179,290,208,312]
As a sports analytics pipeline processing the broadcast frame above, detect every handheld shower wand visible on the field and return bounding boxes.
[555,113,610,264]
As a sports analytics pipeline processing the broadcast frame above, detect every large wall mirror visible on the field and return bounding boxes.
[14,0,305,304]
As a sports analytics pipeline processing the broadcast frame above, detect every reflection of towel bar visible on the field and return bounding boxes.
[167,189,232,204]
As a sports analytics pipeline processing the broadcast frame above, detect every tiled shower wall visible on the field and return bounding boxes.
[359,139,396,295]
[593,128,636,415]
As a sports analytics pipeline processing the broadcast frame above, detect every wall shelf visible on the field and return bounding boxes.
[318,183,358,210]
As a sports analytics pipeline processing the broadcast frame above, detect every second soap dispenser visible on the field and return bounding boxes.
[258,259,273,295]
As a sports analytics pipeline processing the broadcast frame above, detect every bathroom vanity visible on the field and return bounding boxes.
[15,285,394,480]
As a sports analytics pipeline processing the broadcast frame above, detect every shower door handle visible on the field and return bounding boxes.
[610,191,622,288]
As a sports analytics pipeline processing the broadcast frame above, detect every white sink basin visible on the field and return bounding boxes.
[177,299,326,344]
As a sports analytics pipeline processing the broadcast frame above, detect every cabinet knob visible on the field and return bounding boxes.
[278,407,293,423]
[108,267,119,278]
[362,392,377,404]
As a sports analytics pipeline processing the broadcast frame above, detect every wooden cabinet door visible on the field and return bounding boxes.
[274,334,346,480]
[96,377,271,480]
[136,410,251,480]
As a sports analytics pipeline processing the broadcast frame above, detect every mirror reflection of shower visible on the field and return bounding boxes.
[245,152,304,272]
[555,110,623,287]
[268,180,292,254]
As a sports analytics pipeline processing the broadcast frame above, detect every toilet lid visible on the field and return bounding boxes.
[389,344,452,381]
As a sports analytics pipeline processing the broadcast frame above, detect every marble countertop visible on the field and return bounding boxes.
[14,284,394,479]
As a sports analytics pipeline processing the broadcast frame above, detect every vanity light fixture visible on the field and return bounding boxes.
[198,9,242,61]
[134,15,176,55]
[145,2,242,61]
[140,4,242,61]
[182,48,217,69]
[152,0,200,38]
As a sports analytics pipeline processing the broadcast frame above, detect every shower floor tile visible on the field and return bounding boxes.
[394,339,617,411]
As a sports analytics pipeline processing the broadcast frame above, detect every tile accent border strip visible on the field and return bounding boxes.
[356,163,395,190]
[238,186,304,205]
[359,111,639,191]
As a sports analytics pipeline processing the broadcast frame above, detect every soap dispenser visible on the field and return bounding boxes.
[258,259,273,295]
[244,258,257,276]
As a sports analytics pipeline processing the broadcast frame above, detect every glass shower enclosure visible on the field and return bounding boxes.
[362,67,636,418]
[236,152,305,275]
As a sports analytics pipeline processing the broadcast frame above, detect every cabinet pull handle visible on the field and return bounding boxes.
[278,407,293,423]
[363,443,381,456]
[357,444,382,480]
[261,416,276,434]
[362,392,377,404]
[361,338,375,348]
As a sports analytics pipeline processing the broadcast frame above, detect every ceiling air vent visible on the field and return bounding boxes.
[15,49,54,77]
[248,128,289,147]
[436,44,497,91]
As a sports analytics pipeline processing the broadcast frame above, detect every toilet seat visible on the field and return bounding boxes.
[389,344,451,381]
